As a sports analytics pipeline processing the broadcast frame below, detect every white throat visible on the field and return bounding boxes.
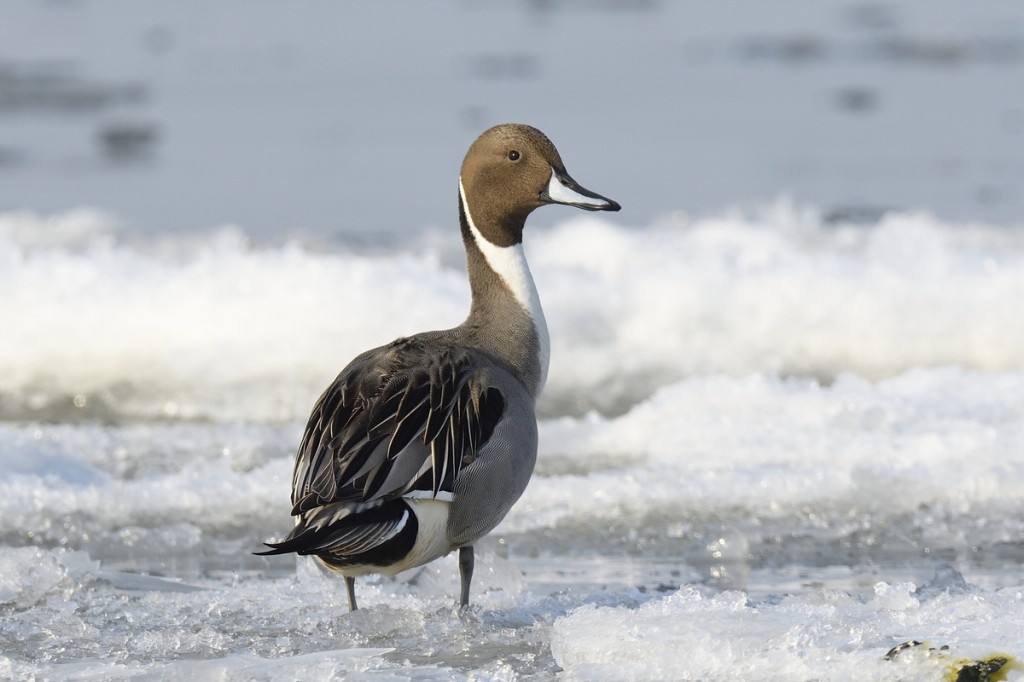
[459,178,550,392]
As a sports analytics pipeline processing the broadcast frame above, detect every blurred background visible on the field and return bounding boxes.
[1,0,1022,244]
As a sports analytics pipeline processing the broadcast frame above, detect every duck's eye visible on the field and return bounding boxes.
[507,150,520,161]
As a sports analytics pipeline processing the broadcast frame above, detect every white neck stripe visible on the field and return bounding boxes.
[459,178,550,392]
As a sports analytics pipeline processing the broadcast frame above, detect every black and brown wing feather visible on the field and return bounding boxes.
[257,337,506,565]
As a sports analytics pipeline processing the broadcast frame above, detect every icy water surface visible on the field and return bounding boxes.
[2,208,1024,680]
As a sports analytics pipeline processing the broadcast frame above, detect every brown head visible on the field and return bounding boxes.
[459,124,620,247]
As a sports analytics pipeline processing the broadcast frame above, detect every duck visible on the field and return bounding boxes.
[256,123,620,610]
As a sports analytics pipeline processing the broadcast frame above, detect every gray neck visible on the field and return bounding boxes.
[456,192,547,397]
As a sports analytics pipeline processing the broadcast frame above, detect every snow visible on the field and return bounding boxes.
[1,547,1021,680]
[2,205,1023,679]
[550,580,1024,681]
[2,205,1023,421]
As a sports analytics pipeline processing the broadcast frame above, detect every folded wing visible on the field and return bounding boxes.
[290,337,506,515]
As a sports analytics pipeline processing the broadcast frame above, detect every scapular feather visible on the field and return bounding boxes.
[288,341,507,515]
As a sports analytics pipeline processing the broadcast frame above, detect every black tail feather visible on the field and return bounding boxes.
[253,526,322,556]
[254,498,418,567]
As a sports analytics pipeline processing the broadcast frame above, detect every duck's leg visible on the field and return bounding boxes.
[345,576,358,611]
[459,545,474,607]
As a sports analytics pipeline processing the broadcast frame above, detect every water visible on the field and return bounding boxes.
[4,206,1023,679]
[2,1,1024,680]
[1,1,1023,236]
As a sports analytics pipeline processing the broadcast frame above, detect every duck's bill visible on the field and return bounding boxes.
[542,168,621,212]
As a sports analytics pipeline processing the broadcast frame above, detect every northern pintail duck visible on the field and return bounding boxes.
[257,124,620,610]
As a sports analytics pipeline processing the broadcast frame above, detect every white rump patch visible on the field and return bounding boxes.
[459,179,550,390]
[390,498,453,573]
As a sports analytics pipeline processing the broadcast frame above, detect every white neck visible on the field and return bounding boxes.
[459,179,550,392]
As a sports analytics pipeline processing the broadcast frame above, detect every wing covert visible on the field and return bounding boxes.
[289,339,506,515]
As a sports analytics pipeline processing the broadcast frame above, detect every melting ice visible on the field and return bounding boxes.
[2,206,1024,680]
